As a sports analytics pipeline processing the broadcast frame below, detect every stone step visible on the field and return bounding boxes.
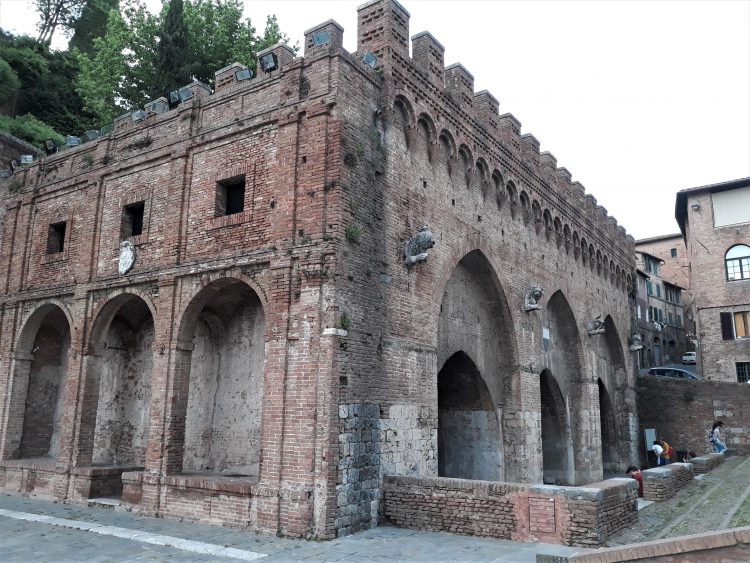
[87,498,121,510]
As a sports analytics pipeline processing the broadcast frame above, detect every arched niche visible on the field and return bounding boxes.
[85,293,155,467]
[176,278,266,478]
[436,250,516,481]
[7,304,72,461]
[540,370,572,485]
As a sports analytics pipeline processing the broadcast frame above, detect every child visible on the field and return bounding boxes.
[626,466,643,497]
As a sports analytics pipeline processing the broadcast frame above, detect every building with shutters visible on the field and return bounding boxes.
[675,177,750,382]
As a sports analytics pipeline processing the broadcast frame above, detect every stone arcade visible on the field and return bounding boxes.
[0,0,638,544]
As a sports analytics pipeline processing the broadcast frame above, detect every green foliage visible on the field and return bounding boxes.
[345,224,362,243]
[0,114,65,149]
[35,0,87,45]
[339,313,351,331]
[155,0,190,94]
[0,31,98,135]
[75,0,293,123]
[68,0,119,55]
[0,56,20,105]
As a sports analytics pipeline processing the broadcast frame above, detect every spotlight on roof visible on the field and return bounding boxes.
[83,130,100,142]
[9,159,18,172]
[362,51,377,69]
[167,90,181,108]
[145,99,168,114]
[132,110,146,122]
[312,31,331,46]
[66,136,80,146]
[20,155,34,164]
[234,68,254,81]
[178,87,194,102]
[259,52,278,73]
[44,139,58,155]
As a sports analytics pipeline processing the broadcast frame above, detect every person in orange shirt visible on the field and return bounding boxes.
[660,439,676,464]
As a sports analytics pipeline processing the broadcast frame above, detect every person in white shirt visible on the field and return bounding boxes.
[652,441,665,465]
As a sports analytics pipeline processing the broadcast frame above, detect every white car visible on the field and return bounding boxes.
[682,351,696,365]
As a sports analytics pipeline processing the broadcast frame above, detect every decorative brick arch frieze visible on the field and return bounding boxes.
[14,299,75,356]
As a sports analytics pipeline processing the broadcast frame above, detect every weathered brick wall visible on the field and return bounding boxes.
[682,189,750,382]
[637,376,750,456]
[642,463,694,501]
[383,475,637,547]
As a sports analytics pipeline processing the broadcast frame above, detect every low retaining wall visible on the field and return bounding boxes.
[642,463,694,501]
[383,476,637,547]
[690,453,724,474]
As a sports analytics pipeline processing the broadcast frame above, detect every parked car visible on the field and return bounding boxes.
[682,351,697,364]
[646,367,703,380]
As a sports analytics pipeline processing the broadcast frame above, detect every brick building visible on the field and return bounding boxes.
[0,0,639,539]
[675,177,750,382]
[633,250,690,368]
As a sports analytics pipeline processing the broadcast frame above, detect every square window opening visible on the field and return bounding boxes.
[47,221,66,254]
[216,175,246,216]
[737,362,750,383]
[121,201,145,239]
[670,248,677,257]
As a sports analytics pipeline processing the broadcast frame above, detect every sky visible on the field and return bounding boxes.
[1,0,749,240]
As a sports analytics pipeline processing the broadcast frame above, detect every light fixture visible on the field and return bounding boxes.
[167,90,181,108]
[178,87,194,101]
[362,51,377,69]
[234,68,254,81]
[9,159,18,172]
[83,130,100,142]
[66,136,80,146]
[312,31,331,46]
[145,100,168,114]
[132,110,146,122]
[690,202,701,211]
[259,52,278,73]
[44,139,58,155]
[20,155,34,164]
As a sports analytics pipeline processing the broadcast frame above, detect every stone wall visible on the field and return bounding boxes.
[383,475,637,547]
[641,463,694,501]
[690,453,725,474]
[637,376,750,457]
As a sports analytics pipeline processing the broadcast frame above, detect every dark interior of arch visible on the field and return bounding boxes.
[93,296,154,466]
[598,379,619,474]
[438,351,502,481]
[183,280,265,477]
[540,370,571,485]
[19,307,71,459]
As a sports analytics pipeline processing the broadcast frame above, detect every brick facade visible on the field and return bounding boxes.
[675,178,750,382]
[641,463,693,501]
[1,0,639,540]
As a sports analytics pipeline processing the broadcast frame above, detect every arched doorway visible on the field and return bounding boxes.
[6,305,72,461]
[179,278,266,477]
[438,351,501,480]
[541,291,583,484]
[540,370,571,485]
[88,294,154,466]
[436,250,515,481]
[598,379,619,474]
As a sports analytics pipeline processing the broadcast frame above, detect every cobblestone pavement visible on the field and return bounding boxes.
[0,494,577,562]
[605,455,750,546]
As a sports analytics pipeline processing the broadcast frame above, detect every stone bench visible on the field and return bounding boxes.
[642,462,694,501]
[690,452,724,474]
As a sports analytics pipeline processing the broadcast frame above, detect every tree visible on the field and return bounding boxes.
[155,0,190,95]
[75,0,294,123]
[68,0,120,55]
[1,31,98,134]
[34,0,87,45]
[0,114,65,149]
[0,57,21,108]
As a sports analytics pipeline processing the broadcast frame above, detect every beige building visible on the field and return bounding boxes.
[675,177,750,382]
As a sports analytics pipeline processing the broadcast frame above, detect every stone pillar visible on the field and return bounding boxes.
[504,368,543,483]
[0,353,32,460]
[573,379,603,484]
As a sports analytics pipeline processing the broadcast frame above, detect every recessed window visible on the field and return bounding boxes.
[670,248,677,258]
[725,244,750,281]
[737,362,750,383]
[47,221,66,254]
[721,311,749,339]
[216,175,246,216]
[121,201,145,240]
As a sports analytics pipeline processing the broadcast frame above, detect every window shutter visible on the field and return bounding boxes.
[720,312,734,340]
